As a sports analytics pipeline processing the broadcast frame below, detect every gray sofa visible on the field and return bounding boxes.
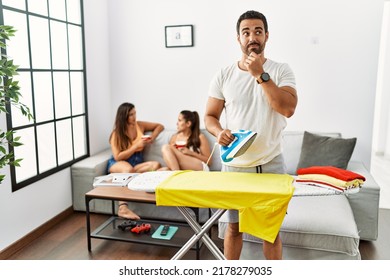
[71,129,380,260]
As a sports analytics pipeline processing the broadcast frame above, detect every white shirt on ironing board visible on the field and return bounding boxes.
[208,59,296,167]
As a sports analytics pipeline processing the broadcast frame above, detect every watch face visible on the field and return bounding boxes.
[261,72,270,82]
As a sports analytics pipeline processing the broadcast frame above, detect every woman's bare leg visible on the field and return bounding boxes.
[133,161,161,173]
[117,202,140,220]
[162,144,203,170]
[161,144,180,170]
[109,161,140,220]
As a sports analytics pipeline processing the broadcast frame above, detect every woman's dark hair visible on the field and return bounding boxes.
[236,10,268,34]
[110,102,134,151]
[180,110,201,152]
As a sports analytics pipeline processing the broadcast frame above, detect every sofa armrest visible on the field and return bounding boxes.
[347,161,380,191]
[71,149,112,211]
[346,160,380,241]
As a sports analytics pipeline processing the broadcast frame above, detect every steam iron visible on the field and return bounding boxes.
[220,130,257,163]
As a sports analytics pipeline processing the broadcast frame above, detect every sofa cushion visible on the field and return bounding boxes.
[219,195,360,257]
[282,131,342,175]
[296,131,356,171]
[143,130,175,166]
[282,131,306,175]
[202,130,221,171]
[279,195,360,256]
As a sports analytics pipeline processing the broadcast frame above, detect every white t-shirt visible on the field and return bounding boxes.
[208,59,296,167]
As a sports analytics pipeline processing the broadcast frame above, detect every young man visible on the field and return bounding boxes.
[204,10,298,260]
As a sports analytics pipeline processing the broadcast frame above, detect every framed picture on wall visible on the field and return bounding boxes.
[165,25,194,48]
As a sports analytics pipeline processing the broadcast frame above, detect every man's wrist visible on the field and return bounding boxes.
[256,72,270,84]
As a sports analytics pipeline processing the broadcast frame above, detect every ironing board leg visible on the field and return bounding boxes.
[178,207,225,259]
[171,207,226,260]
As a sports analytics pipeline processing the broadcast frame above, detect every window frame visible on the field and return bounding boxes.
[0,0,89,191]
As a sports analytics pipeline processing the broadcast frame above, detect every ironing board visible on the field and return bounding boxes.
[155,171,294,260]
[128,170,360,260]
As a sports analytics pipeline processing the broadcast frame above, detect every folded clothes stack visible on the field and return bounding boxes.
[295,166,366,193]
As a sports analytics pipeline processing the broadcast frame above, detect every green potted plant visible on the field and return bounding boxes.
[0,25,33,184]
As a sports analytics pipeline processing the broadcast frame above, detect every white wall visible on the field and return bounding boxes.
[0,0,112,252]
[84,0,112,154]
[107,0,383,169]
[0,0,387,252]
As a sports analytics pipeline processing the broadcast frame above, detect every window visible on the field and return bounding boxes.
[0,0,89,191]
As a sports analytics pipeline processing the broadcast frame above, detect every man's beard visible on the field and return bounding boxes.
[244,42,264,55]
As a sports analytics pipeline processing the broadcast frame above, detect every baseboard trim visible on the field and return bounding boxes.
[0,207,74,260]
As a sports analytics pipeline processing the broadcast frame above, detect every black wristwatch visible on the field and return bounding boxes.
[257,72,270,84]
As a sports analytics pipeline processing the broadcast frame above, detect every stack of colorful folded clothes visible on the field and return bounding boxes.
[295,166,365,194]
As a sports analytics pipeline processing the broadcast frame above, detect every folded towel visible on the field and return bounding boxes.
[297,166,365,181]
[293,178,361,195]
[297,174,364,188]
[294,179,345,192]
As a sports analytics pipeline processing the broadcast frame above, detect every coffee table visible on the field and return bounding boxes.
[85,186,205,259]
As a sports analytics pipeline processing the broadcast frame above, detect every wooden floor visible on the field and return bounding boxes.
[5,212,224,260]
[5,209,390,260]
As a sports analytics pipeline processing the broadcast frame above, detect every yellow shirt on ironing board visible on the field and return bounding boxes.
[156,170,294,243]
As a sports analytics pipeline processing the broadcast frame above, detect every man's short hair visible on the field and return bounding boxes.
[236,10,268,34]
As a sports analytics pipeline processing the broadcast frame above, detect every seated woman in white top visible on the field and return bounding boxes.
[161,110,211,171]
